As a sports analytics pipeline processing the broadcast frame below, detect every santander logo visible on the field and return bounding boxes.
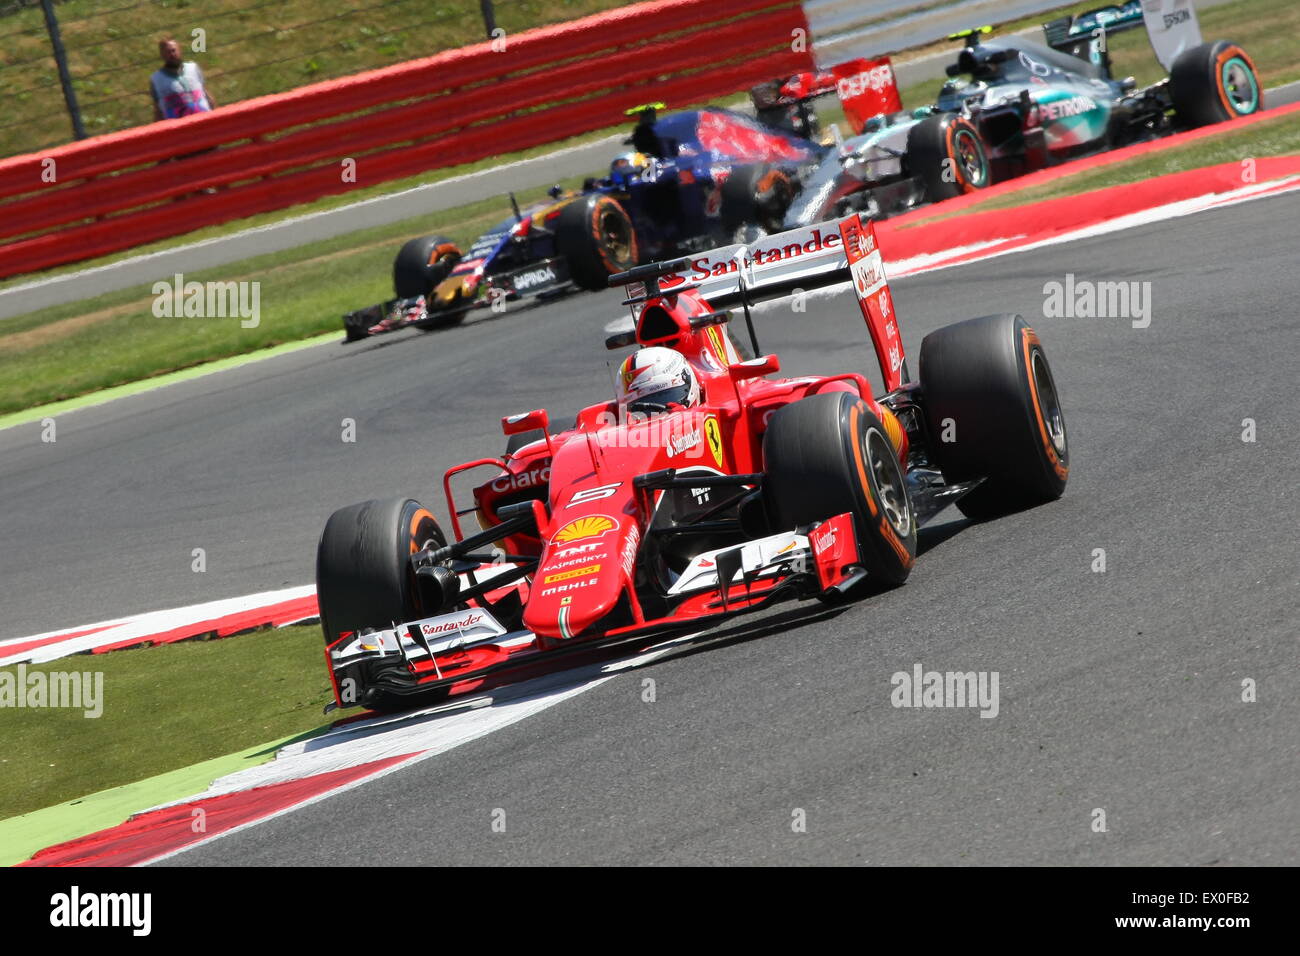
[421,613,483,636]
[671,228,843,284]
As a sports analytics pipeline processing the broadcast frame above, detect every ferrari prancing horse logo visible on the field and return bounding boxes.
[704,416,723,468]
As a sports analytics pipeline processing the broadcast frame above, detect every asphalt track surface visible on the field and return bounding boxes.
[3,193,1298,864]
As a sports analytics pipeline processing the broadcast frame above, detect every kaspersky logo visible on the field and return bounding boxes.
[552,514,615,544]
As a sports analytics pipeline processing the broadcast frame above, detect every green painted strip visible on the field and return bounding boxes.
[0,725,330,867]
[0,331,339,434]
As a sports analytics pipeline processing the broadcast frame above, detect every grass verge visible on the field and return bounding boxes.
[0,173,590,415]
[0,623,334,823]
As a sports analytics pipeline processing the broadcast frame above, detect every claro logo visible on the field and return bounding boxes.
[491,465,550,493]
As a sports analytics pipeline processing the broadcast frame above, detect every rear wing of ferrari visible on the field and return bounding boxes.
[1043,0,1203,72]
[616,213,908,393]
[658,220,849,307]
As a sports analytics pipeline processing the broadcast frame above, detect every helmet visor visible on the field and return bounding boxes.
[628,384,692,413]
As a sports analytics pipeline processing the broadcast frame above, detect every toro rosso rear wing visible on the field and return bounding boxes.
[1042,0,1203,72]
[760,58,903,136]
[623,213,909,393]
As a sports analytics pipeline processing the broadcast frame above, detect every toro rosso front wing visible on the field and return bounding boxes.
[342,257,574,341]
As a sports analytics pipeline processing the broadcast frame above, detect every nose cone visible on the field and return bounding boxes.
[524,513,631,640]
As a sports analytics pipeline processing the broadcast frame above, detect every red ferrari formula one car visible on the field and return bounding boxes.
[316,214,1070,712]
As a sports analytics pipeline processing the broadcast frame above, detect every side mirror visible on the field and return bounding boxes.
[729,354,780,382]
[502,408,549,437]
[605,329,637,350]
[688,310,730,331]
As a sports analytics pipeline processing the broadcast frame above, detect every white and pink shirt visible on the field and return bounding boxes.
[150,62,213,119]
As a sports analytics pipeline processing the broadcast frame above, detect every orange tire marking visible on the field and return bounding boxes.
[1021,329,1069,481]
[1214,46,1257,117]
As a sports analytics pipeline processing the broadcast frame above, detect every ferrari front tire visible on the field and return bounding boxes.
[919,313,1068,520]
[763,391,916,585]
[317,497,447,712]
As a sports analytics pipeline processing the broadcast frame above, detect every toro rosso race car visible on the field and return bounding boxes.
[342,107,822,342]
[784,1,1262,223]
[343,189,635,342]
[317,213,1071,712]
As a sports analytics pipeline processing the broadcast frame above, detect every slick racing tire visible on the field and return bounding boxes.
[1170,41,1261,128]
[555,194,638,291]
[763,391,916,585]
[722,164,795,234]
[393,234,461,299]
[906,113,990,203]
[317,497,448,712]
[919,313,1068,521]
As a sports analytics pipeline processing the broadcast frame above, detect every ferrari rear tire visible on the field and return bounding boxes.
[555,194,638,291]
[393,234,461,299]
[906,113,990,202]
[763,391,916,585]
[919,313,1068,520]
[1170,41,1261,128]
[316,497,448,712]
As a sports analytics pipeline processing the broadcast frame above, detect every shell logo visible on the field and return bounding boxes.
[553,514,616,544]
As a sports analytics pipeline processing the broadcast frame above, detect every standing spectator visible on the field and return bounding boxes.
[149,36,216,121]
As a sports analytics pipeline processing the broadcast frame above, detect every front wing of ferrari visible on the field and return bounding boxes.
[327,515,863,709]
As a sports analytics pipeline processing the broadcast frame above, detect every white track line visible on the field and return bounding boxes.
[0,584,316,665]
